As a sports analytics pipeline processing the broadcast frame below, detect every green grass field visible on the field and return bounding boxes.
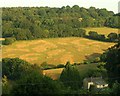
[3,37,115,65]
[84,27,119,37]
[43,64,97,80]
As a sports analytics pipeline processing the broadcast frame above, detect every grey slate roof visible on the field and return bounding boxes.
[84,77,107,85]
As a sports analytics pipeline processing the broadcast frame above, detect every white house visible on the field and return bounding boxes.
[83,77,108,90]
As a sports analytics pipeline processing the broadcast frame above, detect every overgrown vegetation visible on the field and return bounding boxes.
[2,37,16,45]
[100,40,120,84]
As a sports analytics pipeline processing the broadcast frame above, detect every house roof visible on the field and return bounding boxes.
[84,77,107,85]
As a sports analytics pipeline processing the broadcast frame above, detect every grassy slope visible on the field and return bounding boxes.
[43,68,63,80]
[84,27,119,37]
[3,37,115,65]
[43,64,97,80]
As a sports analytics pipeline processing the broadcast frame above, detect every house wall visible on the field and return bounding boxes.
[83,79,94,89]
[83,78,108,90]
[96,84,108,88]
[88,82,94,89]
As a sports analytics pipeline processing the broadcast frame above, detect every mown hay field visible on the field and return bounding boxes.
[84,27,119,37]
[43,68,63,80]
[2,37,115,65]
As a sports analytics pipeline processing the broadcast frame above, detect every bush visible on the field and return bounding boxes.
[2,58,34,80]
[86,69,102,77]
[2,75,12,95]
[3,37,16,45]
[107,33,118,42]
[56,64,65,68]
[93,57,100,63]
[41,62,56,69]
[111,82,120,95]
[88,31,106,41]
[83,60,90,64]
[88,31,98,39]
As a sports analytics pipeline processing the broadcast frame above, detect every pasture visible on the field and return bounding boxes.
[84,27,119,37]
[43,68,63,80]
[43,64,97,80]
[2,37,115,65]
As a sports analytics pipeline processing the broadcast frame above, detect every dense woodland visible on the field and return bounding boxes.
[2,6,120,41]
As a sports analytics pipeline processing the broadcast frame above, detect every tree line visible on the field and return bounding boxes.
[87,31,119,42]
[3,31,119,45]
[2,6,120,41]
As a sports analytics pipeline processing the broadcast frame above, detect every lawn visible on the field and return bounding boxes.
[2,37,115,65]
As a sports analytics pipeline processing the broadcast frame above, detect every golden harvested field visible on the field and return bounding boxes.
[84,27,119,37]
[43,68,63,80]
[2,37,115,65]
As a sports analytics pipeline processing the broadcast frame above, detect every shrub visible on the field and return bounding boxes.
[2,58,34,80]
[83,60,90,64]
[3,37,16,45]
[41,62,56,69]
[56,64,65,68]
[93,57,100,63]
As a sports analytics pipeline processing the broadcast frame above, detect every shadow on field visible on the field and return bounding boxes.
[85,53,101,60]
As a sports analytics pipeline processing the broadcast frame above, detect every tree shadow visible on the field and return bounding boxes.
[85,53,101,60]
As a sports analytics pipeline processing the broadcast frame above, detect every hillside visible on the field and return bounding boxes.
[2,6,119,40]
[3,37,115,65]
